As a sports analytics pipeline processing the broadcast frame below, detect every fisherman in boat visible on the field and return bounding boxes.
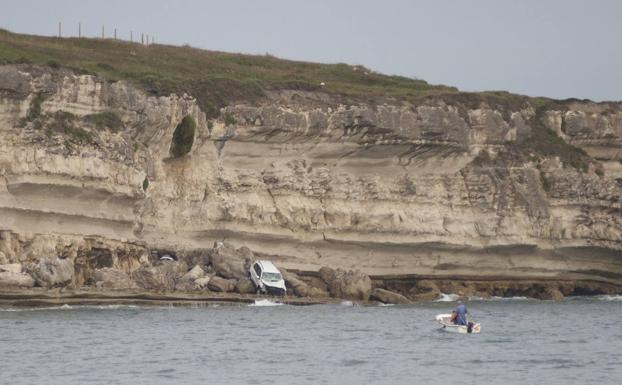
[450,300,468,325]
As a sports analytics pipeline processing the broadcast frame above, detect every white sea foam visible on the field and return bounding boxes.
[0,304,143,312]
[249,299,284,307]
[339,300,354,306]
[0,304,73,312]
[595,295,622,301]
[435,293,460,302]
[92,304,139,309]
[489,296,529,301]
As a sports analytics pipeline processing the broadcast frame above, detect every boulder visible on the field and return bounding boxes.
[318,266,337,285]
[0,263,23,274]
[174,265,207,292]
[182,265,206,281]
[194,276,211,289]
[236,277,255,294]
[132,261,188,291]
[546,287,565,302]
[302,276,329,295]
[412,280,441,301]
[174,280,197,292]
[282,270,328,298]
[207,276,236,292]
[27,257,74,287]
[210,243,252,280]
[282,270,309,297]
[0,270,35,287]
[370,288,412,304]
[181,249,211,270]
[93,268,138,290]
[319,266,372,301]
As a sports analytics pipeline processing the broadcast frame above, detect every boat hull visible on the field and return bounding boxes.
[436,314,481,334]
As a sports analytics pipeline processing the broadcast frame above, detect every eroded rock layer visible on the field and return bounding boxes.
[1,64,621,295]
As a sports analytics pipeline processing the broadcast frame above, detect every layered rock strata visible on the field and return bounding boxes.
[0,64,621,300]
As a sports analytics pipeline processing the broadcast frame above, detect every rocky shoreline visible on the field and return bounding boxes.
[2,240,620,307]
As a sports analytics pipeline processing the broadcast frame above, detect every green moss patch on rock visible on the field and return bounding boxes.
[170,115,196,158]
[84,110,123,132]
[26,92,45,121]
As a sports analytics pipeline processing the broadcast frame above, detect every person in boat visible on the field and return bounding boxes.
[450,301,468,325]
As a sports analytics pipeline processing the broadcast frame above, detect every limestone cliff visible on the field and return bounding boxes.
[0,63,621,295]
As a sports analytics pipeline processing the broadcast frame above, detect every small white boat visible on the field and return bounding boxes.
[436,314,481,334]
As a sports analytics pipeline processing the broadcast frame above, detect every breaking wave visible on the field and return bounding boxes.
[249,299,284,307]
[436,294,532,302]
[593,295,622,301]
[435,293,460,302]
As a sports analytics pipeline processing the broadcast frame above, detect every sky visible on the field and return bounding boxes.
[1,0,621,101]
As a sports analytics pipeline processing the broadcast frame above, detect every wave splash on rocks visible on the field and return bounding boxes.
[249,299,284,307]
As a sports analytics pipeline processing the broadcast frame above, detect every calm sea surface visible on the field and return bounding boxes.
[1,297,621,385]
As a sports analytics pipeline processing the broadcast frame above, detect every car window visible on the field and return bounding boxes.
[253,264,262,276]
[262,272,282,282]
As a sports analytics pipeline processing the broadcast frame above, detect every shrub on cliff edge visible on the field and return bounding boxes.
[170,115,196,158]
[27,93,45,121]
[84,110,123,132]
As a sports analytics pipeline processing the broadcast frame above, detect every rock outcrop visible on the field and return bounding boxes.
[175,265,207,291]
[210,244,251,280]
[370,288,412,304]
[26,257,74,288]
[132,261,188,291]
[319,267,372,301]
[207,276,236,292]
[236,277,255,294]
[93,268,138,290]
[0,264,35,287]
[283,270,328,298]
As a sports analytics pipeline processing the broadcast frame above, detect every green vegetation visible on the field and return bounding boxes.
[142,177,149,191]
[170,115,196,158]
[63,125,93,144]
[521,109,591,172]
[84,110,123,131]
[540,171,551,192]
[26,93,45,121]
[47,110,76,131]
[46,110,94,144]
[0,29,456,114]
[203,103,219,119]
[46,59,60,69]
[223,113,235,126]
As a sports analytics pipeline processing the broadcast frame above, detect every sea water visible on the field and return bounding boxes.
[1,297,621,385]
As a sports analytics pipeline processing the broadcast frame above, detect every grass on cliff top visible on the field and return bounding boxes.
[0,29,458,115]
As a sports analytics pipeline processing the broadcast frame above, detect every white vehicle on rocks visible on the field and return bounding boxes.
[249,260,287,295]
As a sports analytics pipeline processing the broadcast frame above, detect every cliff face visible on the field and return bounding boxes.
[1,64,621,288]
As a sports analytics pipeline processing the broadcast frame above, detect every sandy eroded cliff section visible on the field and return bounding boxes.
[0,64,621,292]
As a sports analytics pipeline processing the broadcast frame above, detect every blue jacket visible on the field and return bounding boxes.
[455,303,467,325]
